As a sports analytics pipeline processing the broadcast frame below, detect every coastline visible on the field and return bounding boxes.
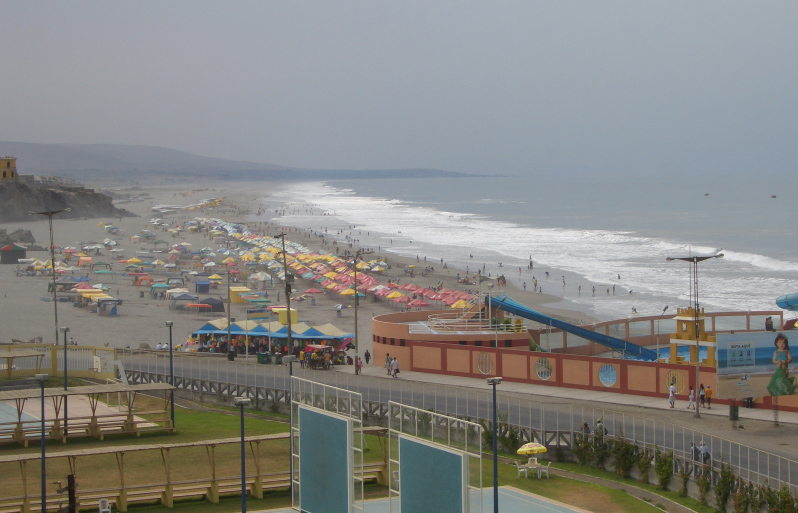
[0,180,594,357]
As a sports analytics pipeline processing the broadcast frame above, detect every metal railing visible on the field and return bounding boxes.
[119,348,798,492]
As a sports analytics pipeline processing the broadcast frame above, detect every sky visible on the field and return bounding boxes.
[2,1,797,177]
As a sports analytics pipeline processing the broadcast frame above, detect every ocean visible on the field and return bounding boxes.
[259,174,798,323]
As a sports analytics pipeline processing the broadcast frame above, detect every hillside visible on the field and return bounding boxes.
[0,142,470,183]
[0,181,135,223]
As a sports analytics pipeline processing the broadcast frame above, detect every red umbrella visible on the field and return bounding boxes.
[392,296,411,303]
[303,287,323,294]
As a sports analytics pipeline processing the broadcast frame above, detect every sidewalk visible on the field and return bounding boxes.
[349,362,798,427]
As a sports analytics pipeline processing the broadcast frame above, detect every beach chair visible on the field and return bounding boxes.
[515,460,530,478]
[98,498,112,513]
[537,461,551,479]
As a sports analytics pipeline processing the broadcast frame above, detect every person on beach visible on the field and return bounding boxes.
[687,385,695,409]
[699,384,706,407]
[669,382,676,408]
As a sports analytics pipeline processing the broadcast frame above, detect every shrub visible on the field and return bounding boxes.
[611,434,637,478]
[749,483,766,512]
[714,462,735,512]
[572,433,592,466]
[654,447,674,490]
[697,468,711,505]
[733,479,750,513]
[679,467,690,497]
[637,447,653,484]
[776,485,794,513]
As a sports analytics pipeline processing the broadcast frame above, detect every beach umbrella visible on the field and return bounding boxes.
[304,288,323,294]
[386,291,405,299]
[517,443,547,455]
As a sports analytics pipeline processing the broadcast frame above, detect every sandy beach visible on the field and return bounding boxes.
[0,181,591,354]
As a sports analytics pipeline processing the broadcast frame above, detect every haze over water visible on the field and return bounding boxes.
[265,174,798,322]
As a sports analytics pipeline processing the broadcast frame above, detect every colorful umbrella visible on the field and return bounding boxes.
[517,443,547,455]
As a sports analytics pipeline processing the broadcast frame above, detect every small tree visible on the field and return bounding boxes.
[611,434,637,478]
[572,432,592,466]
[732,479,750,513]
[654,447,674,490]
[637,447,653,484]
[679,467,690,497]
[697,468,711,505]
[714,462,735,513]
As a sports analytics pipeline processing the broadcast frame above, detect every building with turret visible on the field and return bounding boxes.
[0,157,18,181]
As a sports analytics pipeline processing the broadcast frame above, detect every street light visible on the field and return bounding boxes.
[275,233,293,357]
[165,321,175,428]
[666,252,723,419]
[487,376,502,513]
[656,306,668,362]
[29,209,70,348]
[60,327,70,436]
[349,249,372,375]
[35,373,48,513]
[234,397,251,513]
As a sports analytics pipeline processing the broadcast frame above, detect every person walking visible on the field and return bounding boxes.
[364,350,371,365]
[687,386,695,409]
[391,357,399,378]
[669,382,676,408]
[385,353,392,375]
[705,385,713,409]
[699,384,706,408]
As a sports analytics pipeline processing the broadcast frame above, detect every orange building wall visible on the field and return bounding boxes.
[627,365,657,393]
[446,349,471,374]
[413,346,442,371]
[502,353,528,380]
[562,360,590,386]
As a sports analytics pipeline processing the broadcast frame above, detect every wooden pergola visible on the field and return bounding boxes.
[0,350,45,381]
[0,383,175,446]
[0,426,388,513]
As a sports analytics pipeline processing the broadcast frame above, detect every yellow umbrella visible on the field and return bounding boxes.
[451,300,470,309]
[517,443,547,455]
[208,274,223,280]
[127,257,142,264]
[340,288,356,296]
[386,291,404,299]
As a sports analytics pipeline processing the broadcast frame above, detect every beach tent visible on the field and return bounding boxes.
[195,281,211,294]
[0,243,27,264]
[199,297,225,313]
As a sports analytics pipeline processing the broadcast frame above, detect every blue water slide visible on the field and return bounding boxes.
[777,293,798,312]
[486,294,658,361]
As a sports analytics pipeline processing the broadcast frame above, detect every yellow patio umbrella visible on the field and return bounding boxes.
[386,291,405,299]
[517,443,547,455]
[340,288,356,296]
[451,300,470,309]
[127,257,142,264]
[208,274,223,280]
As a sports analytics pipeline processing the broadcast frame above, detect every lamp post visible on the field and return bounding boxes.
[656,306,668,362]
[60,327,70,436]
[35,373,48,513]
[165,321,175,428]
[29,209,70,348]
[349,249,372,375]
[487,377,502,513]
[667,252,723,419]
[234,397,251,513]
[275,233,293,356]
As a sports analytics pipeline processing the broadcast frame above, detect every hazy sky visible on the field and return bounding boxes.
[3,1,797,177]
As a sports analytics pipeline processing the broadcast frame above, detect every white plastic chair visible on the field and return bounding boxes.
[537,461,551,479]
[98,498,112,513]
[515,460,529,478]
